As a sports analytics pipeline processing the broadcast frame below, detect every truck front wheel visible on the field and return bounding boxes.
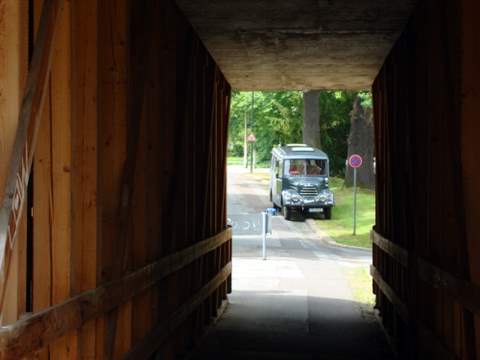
[283,206,292,221]
[324,207,332,220]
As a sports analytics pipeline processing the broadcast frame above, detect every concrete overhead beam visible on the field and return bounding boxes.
[175,0,416,90]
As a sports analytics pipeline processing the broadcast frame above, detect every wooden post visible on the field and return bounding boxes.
[98,0,133,357]
[48,1,76,357]
[32,2,51,358]
[71,0,99,357]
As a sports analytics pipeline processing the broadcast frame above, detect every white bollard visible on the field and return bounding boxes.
[262,212,267,260]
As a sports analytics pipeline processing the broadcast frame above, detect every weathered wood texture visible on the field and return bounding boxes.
[0,229,231,359]
[372,0,479,358]
[0,0,29,326]
[0,0,231,358]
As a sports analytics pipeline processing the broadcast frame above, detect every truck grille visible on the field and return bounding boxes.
[299,185,318,197]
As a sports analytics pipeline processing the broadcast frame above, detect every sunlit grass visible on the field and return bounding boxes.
[227,156,244,165]
[227,156,270,168]
[344,267,375,306]
[317,177,375,248]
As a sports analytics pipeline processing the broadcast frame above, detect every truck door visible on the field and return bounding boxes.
[273,159,283,205]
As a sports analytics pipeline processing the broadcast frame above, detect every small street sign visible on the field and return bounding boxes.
[347,154,363,236]
[247,134,256,142]
[348,154,363,168]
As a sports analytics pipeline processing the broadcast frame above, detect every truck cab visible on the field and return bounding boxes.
[270,144,334,220]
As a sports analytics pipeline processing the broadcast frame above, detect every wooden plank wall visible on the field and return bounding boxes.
[372,0,479,358]
[0,0,29,326]
[0,0,232,359]
[461,0,480,357]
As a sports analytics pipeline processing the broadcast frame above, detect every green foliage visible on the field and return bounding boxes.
[229,91,303,163]
[318,91,357,176]
[357,91,373,108]
[228,90,371,176]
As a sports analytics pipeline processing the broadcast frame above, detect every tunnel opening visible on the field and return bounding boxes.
[214,88,381,358]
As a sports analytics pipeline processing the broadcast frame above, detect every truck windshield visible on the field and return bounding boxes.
[287,159,326,176]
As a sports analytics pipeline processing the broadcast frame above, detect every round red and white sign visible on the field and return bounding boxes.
[348,154,363,168]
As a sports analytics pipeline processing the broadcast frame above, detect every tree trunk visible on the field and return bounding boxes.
[303,90,321,148]
[345,97,375,189]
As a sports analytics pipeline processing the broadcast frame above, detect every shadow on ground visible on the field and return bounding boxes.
[191,291,393,360]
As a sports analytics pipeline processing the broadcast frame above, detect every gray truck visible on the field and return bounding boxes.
[270,144,334,220]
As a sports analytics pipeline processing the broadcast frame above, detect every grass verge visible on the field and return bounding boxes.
[344,267,375,306]
[316,177,375,248]
[227,156,270,168]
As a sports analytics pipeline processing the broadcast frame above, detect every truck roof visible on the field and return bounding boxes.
[272,144,329,160]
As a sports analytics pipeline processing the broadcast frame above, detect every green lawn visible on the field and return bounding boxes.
[227,156,270,168]
[227,156,244,165]
[344,267,375,306]
[316,177,375,248]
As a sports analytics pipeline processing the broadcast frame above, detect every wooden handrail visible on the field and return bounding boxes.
[124,262,232,359]
[372,228,480,314]
[0,228,231,359]
[371,230,408,267]
[370,265,410,322]
[371,263,460,360]
[0,0,62,315]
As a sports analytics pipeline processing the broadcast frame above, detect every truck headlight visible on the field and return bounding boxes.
[317,193,328,202]
[291,194,302,202]
[283,190,302,204]
[317,190,334,203]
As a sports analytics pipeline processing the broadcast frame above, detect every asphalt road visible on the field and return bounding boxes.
[192,166,394,360]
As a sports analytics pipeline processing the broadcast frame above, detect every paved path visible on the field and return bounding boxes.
[192,166,393,360]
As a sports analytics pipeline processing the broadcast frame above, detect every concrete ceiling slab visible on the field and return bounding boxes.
[175,0,415,90]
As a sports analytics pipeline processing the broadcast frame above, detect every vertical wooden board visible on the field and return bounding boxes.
[31,2,51,357]
[460,0,480,356]
[50,0,71,306]
[0,0,25,200]
[131,97,151,344]
[33,76,52,360]
[0,0,29,324]
[98,0,127,284]
[71,0,99,357]
[144,0,162,336]
[49,0,76,357]
[97,0,130,356]
[113,302,132,358]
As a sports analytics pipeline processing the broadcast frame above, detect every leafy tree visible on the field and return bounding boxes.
[228,91,303,162]
[318,91,357,176]
[229,90,371,177]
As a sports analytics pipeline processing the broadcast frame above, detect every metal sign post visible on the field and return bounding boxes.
[247,134,256,174]
[348,154,363,236]
[353,167,358,235]
[250,143,254,173]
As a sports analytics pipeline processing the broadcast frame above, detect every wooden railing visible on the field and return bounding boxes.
[0,227,232,359]
[371,229,479,359]
[0,0,62,315]
[372,229,480,315]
